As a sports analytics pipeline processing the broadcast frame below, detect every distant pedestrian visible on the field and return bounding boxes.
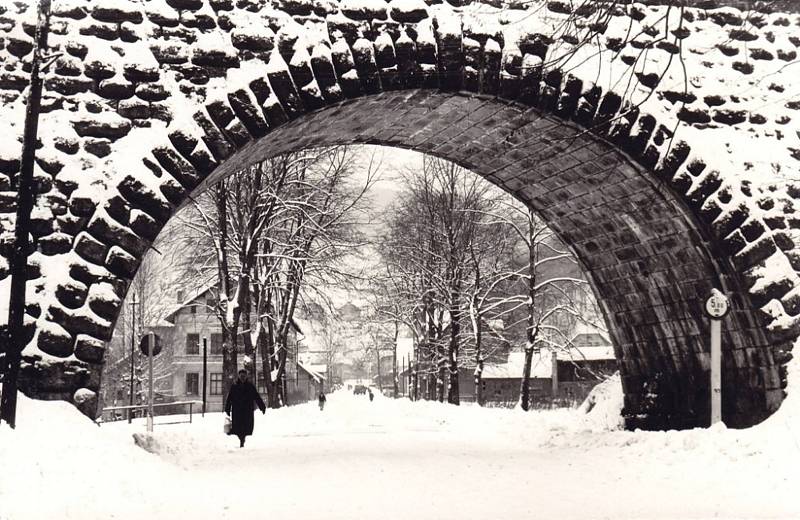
[318,392,327,411]
[224,369,266,448]
[368,389,374,402]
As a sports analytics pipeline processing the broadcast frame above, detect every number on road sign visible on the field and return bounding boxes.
[705,290,730,319]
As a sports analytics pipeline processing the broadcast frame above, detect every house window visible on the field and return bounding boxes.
[190,304,196,315]
[186,373,199,395]
[210,333,224,355]
[186,333,200,355]
[210,373,223,395]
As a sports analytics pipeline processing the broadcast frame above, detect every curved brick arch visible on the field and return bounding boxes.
[0,0,799,428]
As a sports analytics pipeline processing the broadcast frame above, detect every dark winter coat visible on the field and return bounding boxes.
[224,381,266,436]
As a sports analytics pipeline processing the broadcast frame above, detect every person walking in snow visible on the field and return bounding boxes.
[368,389,374,402]
[318,391,326,411]
[225,369,266,448]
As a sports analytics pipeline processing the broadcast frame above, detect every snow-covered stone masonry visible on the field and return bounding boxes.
[0,0,798,429]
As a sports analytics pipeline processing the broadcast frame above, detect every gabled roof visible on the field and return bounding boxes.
[163,281,302,333]
[297,361,325,383]
[164,282,216,323]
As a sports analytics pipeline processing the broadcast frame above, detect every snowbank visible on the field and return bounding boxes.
[578,372,625,431]
[1,367,799,519]
[0,394,195,520]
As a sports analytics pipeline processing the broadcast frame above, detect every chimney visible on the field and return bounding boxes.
[177,289,185,303]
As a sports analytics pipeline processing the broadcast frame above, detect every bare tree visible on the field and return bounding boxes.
[466,200,595,411]
[101,240,186,413]
[179,146,377,407]
[379,157,500,404]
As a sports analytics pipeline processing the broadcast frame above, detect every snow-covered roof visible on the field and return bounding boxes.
[558,346,616,362]
[307,364,327,375]
[293,317,323,350]
[164,282,216,323]
[486,319,505,332]
[297,361,325,383]
[570,321,611,345]
[145,319,176,329]
[482,346,616,380]
[483,351,553,379]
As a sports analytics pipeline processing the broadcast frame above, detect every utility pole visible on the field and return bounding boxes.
[128,293,137,424]
[0,0,52,428]
[202,336,207,417]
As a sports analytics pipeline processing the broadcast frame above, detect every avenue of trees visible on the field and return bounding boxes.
[101,147,606,413]
[373,156,604,410]
[101,146,376,410]
[178,147,375,406]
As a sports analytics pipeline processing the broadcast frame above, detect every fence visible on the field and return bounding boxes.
[100,400,202,425]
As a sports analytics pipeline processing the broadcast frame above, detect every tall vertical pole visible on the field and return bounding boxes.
[402,356,406,397]
[704,289,728,427]
[202,337,207,417]
[128,293,136,423]
[147,331,154,433]
[0,0,52,428]
[551,350,559,399]
[710,319,722,425]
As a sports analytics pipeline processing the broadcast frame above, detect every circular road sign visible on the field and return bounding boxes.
[705,289,730,320]
[139,334,162,356]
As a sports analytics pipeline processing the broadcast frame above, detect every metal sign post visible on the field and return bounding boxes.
[147,331,154,433]
[704,289,730,426]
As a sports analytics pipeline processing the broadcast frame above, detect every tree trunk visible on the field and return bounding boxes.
[260,314,278,409]
[436,343,446,403]
[392,322,399,399]
[472,296,483,406]
[446,303,460,405]
[241,278,256,384]
[215,182,237,400]
[374,347,382,393]
[520,347,534,411]
[411,344,419,401]
[427,345,437,401]
[520,212,537,412]
[475,359,484,407]
[275,339,288,407]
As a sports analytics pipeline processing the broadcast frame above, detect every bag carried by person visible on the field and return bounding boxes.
[224,415,232,435]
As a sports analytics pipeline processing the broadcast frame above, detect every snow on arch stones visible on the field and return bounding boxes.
[0,0,799,429]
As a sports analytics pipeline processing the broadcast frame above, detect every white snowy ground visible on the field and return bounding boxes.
[1,369,799,520]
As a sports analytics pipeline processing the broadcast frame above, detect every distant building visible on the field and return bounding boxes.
[338,301,362,322]
[459,320,616,406]
[398,324,616,408]
[159,286,317,411]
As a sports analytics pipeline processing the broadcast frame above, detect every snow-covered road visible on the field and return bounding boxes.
[2,379,799,520]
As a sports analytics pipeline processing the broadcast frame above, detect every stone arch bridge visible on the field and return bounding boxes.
[0,0,799,429]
